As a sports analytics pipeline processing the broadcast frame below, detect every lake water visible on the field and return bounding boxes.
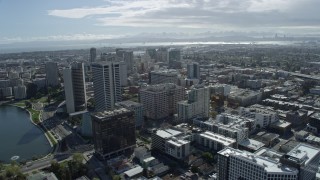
[0,105,52,163]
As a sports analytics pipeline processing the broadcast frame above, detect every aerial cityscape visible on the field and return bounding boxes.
[1,0,320,180]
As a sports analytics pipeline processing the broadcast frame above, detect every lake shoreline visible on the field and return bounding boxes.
[0,102,55,163]
[8,103,55,148]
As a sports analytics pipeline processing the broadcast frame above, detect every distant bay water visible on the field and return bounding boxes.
[0,105,51,163]
[0,40,302,54]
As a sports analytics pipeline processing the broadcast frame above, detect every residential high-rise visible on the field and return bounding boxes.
[63,62,87,113]
[90,47,97,63]
[139,83,185,120]
[92,61,122,111]
[91,108,136,159]
[116,100,144,128]
[100,53,128,86]
[187,62,200,79]
[13,86,26,100]
[177,85,210,122]
[45,62,59,87]
[116,49,134,72]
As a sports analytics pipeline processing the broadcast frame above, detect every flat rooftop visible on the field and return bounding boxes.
[219,147,298,174]
[239,139,265,151]
[92,108,131,119]
[199,131,236,146]
[156,128,182,139]
[167,138,189,147]
[287,143,320,165]
[116,100,142,107]
[124,166,143,178]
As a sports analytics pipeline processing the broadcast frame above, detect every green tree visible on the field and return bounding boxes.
[202,152,214,163]
[112,175,121,180]
[4,164,22,179]
[191,166,199,173]
[72,153,84,164]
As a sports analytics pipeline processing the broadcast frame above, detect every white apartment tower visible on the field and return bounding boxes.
[92,61,122,111]
[177,85,210,122]
[63,62,87,113]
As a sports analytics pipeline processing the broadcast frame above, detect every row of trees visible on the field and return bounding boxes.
[49,153,87,180]
[0,162,25,180]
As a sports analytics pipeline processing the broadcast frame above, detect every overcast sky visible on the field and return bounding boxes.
[1,0,320,44]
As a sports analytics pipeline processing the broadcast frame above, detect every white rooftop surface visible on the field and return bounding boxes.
[143,156,155,163]
[239,138,265,150]
[167,138,189,147]
[200,131,236,146]
[124,166,143,177]
[306,135,320,142]
[287,143,320,165]
[272,120,291,128]
[219,147,298,174]
[156,129,182,139]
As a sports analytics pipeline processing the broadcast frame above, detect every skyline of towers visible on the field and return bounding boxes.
[63,62,87,114]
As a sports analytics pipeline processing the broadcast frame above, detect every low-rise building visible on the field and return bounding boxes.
[196,131,236,151]
[228,88,262,106]
[152,128,191,159]
[217,147,298,180]
[166,138,190,159]
[280,143,320,180]
[193,114,251,144]
[239,104,279,129]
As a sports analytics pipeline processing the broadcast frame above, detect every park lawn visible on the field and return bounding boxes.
[37,96,48,103]
[13,100,27,108]
[27,108,40,124]
[46,131,57,146]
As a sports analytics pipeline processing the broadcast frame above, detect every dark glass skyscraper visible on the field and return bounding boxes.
[91,108,136,159]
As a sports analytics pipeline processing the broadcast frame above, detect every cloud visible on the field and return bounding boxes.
[47,0,320,33]
[0,33,125,44]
